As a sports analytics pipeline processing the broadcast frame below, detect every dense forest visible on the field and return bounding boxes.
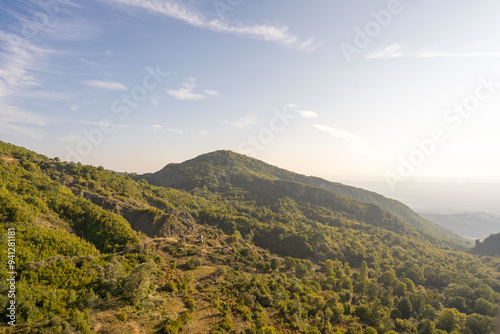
[0,141,499,333]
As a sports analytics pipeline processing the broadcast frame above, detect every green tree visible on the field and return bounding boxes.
[436,308,466,333]
[270,258,280,271]
[402,278,415,292]
[397,297,413,319]
[346,322,363,334]
[122,260,157,306]
[417,319,435,334]
[380,270,395,286]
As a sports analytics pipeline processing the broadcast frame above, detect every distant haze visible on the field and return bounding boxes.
[338,180,500,215]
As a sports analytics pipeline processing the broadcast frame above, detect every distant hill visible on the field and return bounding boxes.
[139,150,466,245]
[472,233,500,256]
[419,212,500,240]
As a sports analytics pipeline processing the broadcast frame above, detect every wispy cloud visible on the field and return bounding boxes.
[0,30,53,137]
[8,2,99,42]
[366,43,403,59]
[75,120,131,128]
[58,132,85,142]
[0,31,51,95]
[16,90,74,100]
[296,110,318,118]
[204,89,220,96]
[81,80,127,91]
[101,0,321,51]
[417,51,500,58]
[167,78,204,100]
[286,104,318,118]
[313,124,366,149]
[151,125,183,134]
[79,58,99,67]
[224,114,258,128]
[195,130,209,139]
[167,78,219,101]
[366,43,500,60]
[0,118,45,139]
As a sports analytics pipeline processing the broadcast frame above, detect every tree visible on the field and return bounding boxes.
[360,260,368,281]
[473,298,496,316]
[417,319,435,334]
[354,303,371,322]
[394,318,417,334]
[436,308,466,333]
[270,258,280,271]
[395,281,407,297]
[346,322,363,334]
[402,278,415,292]
[380,270,395,286]
[397,297,413,319]
[465,313,494,334]
[363,327,377,334]
[122,260,157,306]
[340,275,353,291]
[404,266,424,284]
[448,296,466,313]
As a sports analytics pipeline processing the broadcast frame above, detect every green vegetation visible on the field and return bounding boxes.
[473,233,500,256]
[0,141,499,333]
[139,150,466,244]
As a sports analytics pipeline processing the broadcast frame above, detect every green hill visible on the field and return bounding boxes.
[139,150,467,247]
[1,141,499,333]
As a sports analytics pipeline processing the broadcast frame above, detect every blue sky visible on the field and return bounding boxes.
[1,0,500,183]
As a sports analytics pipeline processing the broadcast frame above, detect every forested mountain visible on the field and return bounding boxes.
[138,150,465,246]
[1,141,499,334]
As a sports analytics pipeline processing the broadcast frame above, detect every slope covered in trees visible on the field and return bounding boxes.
[473,233,500,256]
[0,141,499,333]
[138,150,467,248]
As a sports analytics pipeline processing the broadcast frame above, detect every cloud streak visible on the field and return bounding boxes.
[286,104,318,118]
[417,51,500,58]
[167,78,219,101]
[151,125,183,134]
[102,0,321,51]
[365,43,500,60]
[81,80,128,91]
[0,30,54,137]
[296,110,318,118]
[366,43,403,59]
[195,130,209,139]
[224,114,258,128]
[313,124,366,149]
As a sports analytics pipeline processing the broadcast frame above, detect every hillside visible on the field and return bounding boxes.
[0,141,499,334]
[419,212,500,240]
[473,233,500,256]
[139,150,466,247]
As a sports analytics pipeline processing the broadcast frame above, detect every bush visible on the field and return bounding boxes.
[185,258,202,270]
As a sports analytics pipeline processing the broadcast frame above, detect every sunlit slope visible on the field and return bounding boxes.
[140,150,466,246]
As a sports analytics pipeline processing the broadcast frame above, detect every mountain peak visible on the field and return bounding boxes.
[138,151,466,245]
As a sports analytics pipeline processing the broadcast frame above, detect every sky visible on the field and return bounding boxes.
[1,0,500,184]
